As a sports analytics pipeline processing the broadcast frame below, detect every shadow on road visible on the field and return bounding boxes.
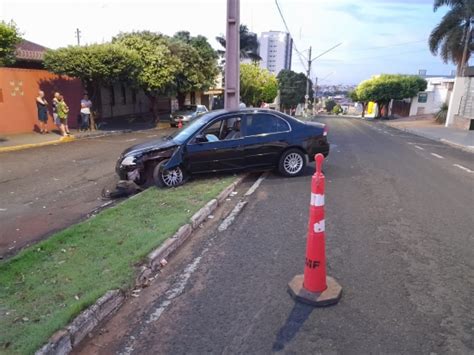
[272,302,314,351]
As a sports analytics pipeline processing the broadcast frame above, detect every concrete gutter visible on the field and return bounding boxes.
[35,174,248,355]
[387,125,474,154]
[0,130,132,154]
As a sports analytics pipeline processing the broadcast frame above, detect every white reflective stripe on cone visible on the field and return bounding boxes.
[314,219,325,233]
[311,193,325,207]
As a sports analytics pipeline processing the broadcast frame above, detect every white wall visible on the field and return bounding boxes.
[446,76,470,127]
[409,77,453,116]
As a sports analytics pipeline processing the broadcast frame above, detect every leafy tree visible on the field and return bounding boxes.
[355,74,427,118]
[429,0,473,74]
[332,104,343,115]
[325,99,337,113]
[0,21,22,66]
[44,44,141,129]
[277,69,313,109]
[172,31,219,107]
[113,32,181,122]
[216,24,261,62]
[240,63,278,106]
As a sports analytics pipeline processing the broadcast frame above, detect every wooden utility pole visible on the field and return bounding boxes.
[224,0,240,110]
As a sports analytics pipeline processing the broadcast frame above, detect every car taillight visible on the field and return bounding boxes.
[323,126,328,136]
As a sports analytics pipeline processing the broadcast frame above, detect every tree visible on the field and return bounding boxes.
[44,44,141,129]
[355,74,427,118]
[332,104,343,115]
[325,99,337,113]
[277,70,313,109]
[240,63,278,106]
[429,0,473,74]
[0,21,22,66]
[113,32,181,122]
[215,24,261,61]
[172,31,219,107]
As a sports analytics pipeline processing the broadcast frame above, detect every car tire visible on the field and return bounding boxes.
[278,149,306,177]
[153,159,186,188]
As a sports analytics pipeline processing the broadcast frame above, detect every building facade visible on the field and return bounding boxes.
[259,31,292,74]
[446,66,474,130]
[408,76,455,116]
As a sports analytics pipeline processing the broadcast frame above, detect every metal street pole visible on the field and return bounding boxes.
[305,46,312,114]
[76,28,81,45]
[224,0,240,110]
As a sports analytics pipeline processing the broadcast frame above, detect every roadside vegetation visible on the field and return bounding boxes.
[0,175,235,354]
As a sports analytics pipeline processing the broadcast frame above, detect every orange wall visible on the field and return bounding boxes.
[0,68,83,134]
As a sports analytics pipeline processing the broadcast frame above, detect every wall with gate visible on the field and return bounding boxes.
[0,68,83,134]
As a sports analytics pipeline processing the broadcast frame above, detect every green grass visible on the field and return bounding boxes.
[0,176,235,354]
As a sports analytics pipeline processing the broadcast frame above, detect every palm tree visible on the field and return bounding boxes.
[429,0,473,75]
[216,24,261,62]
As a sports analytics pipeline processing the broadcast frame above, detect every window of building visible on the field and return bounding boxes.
[131,89,137,104]
[190,92,196,105]
[418,93,428,103]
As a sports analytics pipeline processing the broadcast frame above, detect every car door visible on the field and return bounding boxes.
[184,115,245,173]
[242,113,291,168]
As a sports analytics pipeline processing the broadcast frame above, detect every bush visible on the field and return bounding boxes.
[435,103,448,124]
[332,104,343,115]
[325,99,337,112]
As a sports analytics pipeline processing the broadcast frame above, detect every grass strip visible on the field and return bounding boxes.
[0,175,235,354]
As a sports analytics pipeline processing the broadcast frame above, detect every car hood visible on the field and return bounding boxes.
[122,137,178,157]
[172,111,194,116]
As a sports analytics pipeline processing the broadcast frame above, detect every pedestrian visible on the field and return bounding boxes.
[80,94,92,131]
[56,94,70,136]
[52,92,61,132]
[36,90,49,134]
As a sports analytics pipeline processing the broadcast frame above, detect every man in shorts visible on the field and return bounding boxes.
[52,92,61,131]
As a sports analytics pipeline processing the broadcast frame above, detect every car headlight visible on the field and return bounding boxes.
[120,156,136,167]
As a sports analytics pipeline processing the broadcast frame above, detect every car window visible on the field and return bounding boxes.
[195,116,242,143]
[170,117,208,143]
[245,113,290,136]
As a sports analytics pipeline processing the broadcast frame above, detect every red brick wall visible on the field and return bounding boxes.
[0,68,84,134]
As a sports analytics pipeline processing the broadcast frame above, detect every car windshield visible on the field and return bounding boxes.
[169,116,208,143]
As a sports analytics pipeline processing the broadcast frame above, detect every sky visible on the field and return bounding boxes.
[0,0,460,85]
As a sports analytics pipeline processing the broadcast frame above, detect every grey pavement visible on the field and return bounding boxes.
[0,127,174,258]
[379,118,474,152]
[0,121,170,150]
[75,117,474,354]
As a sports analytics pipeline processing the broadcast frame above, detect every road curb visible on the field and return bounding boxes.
[376,122,474,154]
[0,130,132,154]
[35,174,247,355]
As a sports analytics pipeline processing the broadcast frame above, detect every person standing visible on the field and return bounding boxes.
[52,92,61,132]
[80,94,92,131]
[36,91,49,134]
[56,95,70,136]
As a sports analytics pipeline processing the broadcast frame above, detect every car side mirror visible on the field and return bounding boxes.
[195,133,207,143]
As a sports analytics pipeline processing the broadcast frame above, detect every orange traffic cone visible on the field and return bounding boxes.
[178,119,183,129]
[288,153,342,306]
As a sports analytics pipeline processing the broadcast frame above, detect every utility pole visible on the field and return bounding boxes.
[76,28,81,46]
[304,43,342,116]
[305,46,312,113]
[224,0,240,110]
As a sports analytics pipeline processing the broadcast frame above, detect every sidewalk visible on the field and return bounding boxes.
[380,117,474,153]
[0,121,170,153]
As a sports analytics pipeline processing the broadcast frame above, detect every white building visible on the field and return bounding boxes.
[259,31,292,74]
[408,76,455,116]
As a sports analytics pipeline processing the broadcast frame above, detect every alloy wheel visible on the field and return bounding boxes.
[161,167,184,187]
[283,152,303,175]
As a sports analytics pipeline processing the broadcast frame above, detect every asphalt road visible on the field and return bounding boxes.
[76,117,474,354]
[0,128,174,258]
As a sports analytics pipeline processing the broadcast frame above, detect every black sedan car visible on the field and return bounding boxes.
[116,109,329,187]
